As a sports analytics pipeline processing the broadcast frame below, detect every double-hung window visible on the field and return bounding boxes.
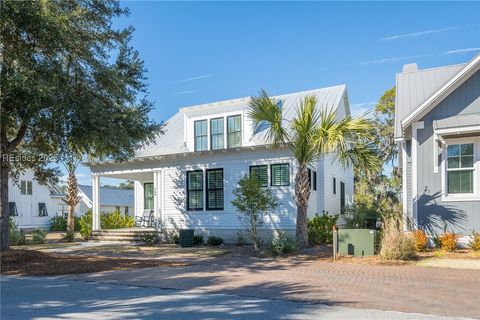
[20,181,32,195]
[206,169,224,210]
[187,171,204,210]
[210,117,224,150]
[144,183,154,211]
[447,143,474,194]
[227,115,242,148]
[194,120,208,151]
[271,164,290,186]
[250,165,268,187]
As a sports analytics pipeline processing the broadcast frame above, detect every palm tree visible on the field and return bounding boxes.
[248,90,380,248]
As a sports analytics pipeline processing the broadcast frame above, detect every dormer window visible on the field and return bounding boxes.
[210,117,224,150]
[194,120,208,152]
[227,115,241,148]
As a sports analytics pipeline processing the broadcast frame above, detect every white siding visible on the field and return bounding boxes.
[322,154,354,215]
[8,170,56,229]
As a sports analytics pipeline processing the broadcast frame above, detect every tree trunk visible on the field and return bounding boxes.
[66,172,78,232]
[295,164,311,249]
[0,163,10,252]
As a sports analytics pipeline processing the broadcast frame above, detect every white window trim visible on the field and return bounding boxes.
[441,136,480,202]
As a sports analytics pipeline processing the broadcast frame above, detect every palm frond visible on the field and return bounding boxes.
[248,89,288,147]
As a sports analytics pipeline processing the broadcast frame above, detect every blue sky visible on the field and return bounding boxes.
[70,1,480,186]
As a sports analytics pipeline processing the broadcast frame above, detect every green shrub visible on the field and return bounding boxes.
[207,236,224,246]
[9,218,26,246]
[141,233,159,245]
[270,230,297,255]
[307,214,338,245]
[31,229,48,244]
[431,233,442,248]
[49,215,80,231]
[79,210,93,240]
[469,230,480,251]
[100,210,134,229]
[236,232,248,246]
[62,230,75,242]
[380,219,416,260]
[193,235,204,245]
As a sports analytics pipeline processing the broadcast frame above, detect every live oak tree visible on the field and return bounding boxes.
[248,91,379,248]
[0,0,161,251]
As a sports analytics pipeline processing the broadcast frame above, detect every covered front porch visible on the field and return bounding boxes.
[90,167,166,232]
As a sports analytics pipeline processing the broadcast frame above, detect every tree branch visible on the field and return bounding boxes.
[6,123,28,153]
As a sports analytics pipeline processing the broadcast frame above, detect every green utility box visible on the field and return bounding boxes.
[179,229,194,248]
[337,229,375,256]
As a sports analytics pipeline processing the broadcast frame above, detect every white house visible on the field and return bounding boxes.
[8,169,61,229]
[8,170,134,229]
[86,86,354,242]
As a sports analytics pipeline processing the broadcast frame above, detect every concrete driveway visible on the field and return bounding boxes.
[1,276,472,320]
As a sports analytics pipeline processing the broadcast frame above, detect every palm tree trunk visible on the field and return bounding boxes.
[295,164,311,249]
[66,172,78,232]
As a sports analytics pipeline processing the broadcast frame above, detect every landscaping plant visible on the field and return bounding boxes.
[79,210,93,240]
[248,91,379,248]
[412,229,428,252]
[469,230,480,251]
[193,235,204,245]
[31,229,48,244]
[62,230,76,242]
[49,215,81,231]
[141,233,159,245]
[100,211,135,229]
[207,236,224,246]
[307,213,338,245]
[439,232,457,252]
[231,175,278,251]
[379,219,416,260]
[9,218,26,246]
[270,230,297,255]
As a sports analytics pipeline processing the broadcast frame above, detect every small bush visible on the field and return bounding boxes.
[62,230,75,242]
[193,235,204,245]
[31,229,48,244]
[236,232,248,246]
[431,234,442,249]
[270,230,297,255]
[412,230,428,252]
[207,236,224,246]
[141,233,159,245]
[49,215,81,231]
[9,218,26,246]
[439,232,457,252]
[380,219,416,260]
[307,214,338,245]
[79,210,93,240]
[469,230,480,251]
[375,229,383,254]
[100,210,134,229]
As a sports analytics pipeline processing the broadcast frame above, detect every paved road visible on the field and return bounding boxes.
[1,276,472,320]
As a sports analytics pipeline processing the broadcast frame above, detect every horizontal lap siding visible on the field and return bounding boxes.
[416,70,480,234]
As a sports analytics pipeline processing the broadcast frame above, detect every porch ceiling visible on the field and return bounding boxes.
[98,171,153,181]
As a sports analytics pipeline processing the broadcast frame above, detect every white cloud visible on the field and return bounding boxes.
[381,26,458,41]
[177,74,214,82]
[350,101,377,117]
[444,47,480,55]
[171,90,198,95]
[361,54,427,65]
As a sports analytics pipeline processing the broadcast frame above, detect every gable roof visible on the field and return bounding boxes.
[394,62,465,138]
[78,185,134,207]
[135,85,348,158]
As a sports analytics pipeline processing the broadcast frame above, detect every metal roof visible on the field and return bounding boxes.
[394,63,465,138]
[78,185,134,207]
[135,85,347,157]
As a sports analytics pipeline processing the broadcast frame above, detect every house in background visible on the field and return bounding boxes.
[395,54,480,244]
[8,169,134,230]
[77,185,134,216]
[86,85,354,242]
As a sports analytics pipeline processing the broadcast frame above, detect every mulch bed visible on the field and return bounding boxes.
[1,249,189,276]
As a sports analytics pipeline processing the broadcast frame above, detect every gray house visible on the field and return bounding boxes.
[395,54,480,244]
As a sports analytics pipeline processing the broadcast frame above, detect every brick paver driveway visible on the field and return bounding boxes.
[65,255,480,319]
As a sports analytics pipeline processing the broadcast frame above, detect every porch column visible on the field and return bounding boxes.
[153,170,161,230]
[92,175,101,231]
